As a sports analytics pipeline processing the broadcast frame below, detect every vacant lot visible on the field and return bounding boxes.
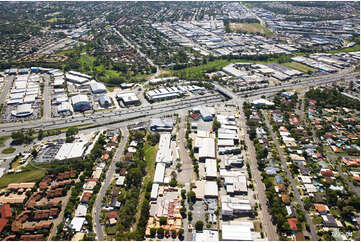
[0,165,46,188]
[229,23,272,36]
[282,62,317,73]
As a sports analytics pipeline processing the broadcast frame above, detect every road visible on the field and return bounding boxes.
[262,110,318,241]
[0,76,14,105]
[214,83,279,240]
[177,115,194,184]
[42,74,52,120]
[238,72,359,97]
[93,127,129,241]
[0,93,225,136]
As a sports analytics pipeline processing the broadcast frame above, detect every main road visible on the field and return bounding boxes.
[93,127,129,240]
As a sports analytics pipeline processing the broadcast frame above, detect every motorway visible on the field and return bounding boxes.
[0,93,225,136]
[93,127,129,241]
[237,71,359,97]
[262,110,318,241]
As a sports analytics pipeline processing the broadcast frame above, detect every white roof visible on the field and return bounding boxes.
[195,230,219,241]
[66,73,89,84]
[222,223,252,241]
[70,217,85,232]
[205,159,217,178]
[15,104,33,114]
[116,176,125,186]
[197,137,215,159]
[117,92,139,102]
[151,183,159,200]
[23,95,36,103]
[156,134,172,164]
[57,102,71,113]
[55,142,87,160]
[71,94,89,105]
[90,81,106,93]
[75,204,87,217]
[205,181,218,197]
[252,98,275,106]
[153,163,166,184]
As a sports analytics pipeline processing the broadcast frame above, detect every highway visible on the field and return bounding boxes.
[0,93,225,135]
[237,71,359,97]
[93,127,129,241]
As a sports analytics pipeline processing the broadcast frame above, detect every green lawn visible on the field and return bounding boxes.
[1,147,16,154]
[0,165,46,188]
[282,62,317,73]
[0,136,10,148]
[327,44,360,54]
[170,58,286,80]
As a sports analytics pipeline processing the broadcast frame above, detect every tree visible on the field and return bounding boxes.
[187,190,196,203]
[176,163,182,171]
[181,189,186,199]
[178,228,184,238]
[180,207,187,218]
[195,220,204,231]
[188,211,193,221]
[66,127,78,137]
[150,228,157,238]
[212,118,221,133]
[157,227,164,237]
[159,216,167,225]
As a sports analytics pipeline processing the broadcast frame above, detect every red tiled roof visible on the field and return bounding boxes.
[287,218,298,231]
[1,204,12,218]
[107,211,118,219]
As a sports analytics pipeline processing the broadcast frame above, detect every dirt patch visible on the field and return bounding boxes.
[229,23,271,35]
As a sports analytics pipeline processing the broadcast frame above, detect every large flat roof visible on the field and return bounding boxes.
[222,223,252,241]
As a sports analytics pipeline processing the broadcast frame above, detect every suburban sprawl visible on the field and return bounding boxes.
[0,1,359,242]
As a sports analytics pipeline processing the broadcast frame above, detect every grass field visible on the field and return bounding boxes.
[133,142,157,228]
[1,147,16,154]
[0,136,10,148]
[327,43,360,54]
[170,57,290,80]
[282,62,317,73]
[0,165,46,188]
[230,23,273,36]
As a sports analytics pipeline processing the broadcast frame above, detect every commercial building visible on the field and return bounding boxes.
[99,96,111,107]
[70,217,85,232]
[71,94,91,112]
[54,142,88,161]
[65,73,89,85]
[194,137,216,161]
[150,183,159,200]
[205,159,217,180]
[153,163,166,184]
[155,134,172,166]
[150,118,173,132]
[205,181,218,198]
[116,92,140,106]
[11,104,33,117]
[221,195,251,217]
[89,81,106,94]
[57,102,71,114]
[221,223,253,241]
[194,229,219,241]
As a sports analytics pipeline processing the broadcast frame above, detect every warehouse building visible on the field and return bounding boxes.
[116,92,140,106]
[150,183,159,200]
[65,73,89,85]
[54,142,88,161]
[11,104,34,117]
[155,134,172,166]
[99,96,111,107]
[221,223,254,241]
[149,118,173,132]
[90,81,106,94]
[194,229,219,241]
[205,181,218,198]
[195,137,216,161]
[153,163,166,184]
[205,159,217,180]
[146,87,182,102]
[71,94,91,112]
[57,102,71,114]
[221,195,251,217]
